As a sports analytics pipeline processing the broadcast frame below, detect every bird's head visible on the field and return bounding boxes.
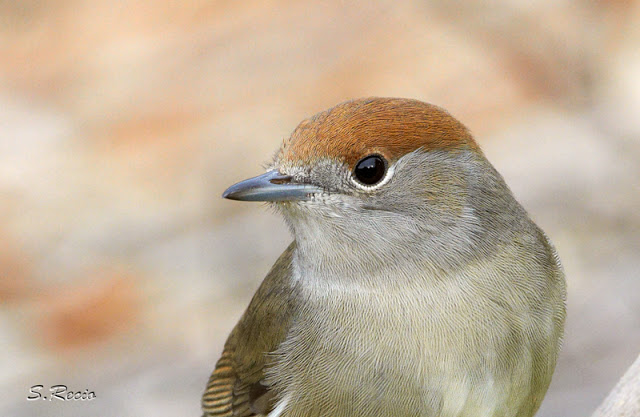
[223,98,515,269]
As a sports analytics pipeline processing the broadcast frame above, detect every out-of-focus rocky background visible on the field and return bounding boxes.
[0,1,638,416]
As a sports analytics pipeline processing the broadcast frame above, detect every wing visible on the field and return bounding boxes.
[202,242,298,417]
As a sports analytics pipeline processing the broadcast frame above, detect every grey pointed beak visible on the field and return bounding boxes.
[222,170,322,202]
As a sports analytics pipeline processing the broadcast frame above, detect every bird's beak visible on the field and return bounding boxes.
[222,170,322,202]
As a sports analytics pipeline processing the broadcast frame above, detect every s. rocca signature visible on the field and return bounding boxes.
[27,385,96,401]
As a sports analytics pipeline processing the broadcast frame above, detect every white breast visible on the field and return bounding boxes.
[269,242,560,417]
[273,276,540,416]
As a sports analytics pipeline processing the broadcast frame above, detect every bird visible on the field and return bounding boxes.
[202,97,566,417]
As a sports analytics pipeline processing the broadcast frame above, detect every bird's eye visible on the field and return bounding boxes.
[353,154,387,186]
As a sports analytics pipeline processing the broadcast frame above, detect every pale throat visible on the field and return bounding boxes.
[288,224,443,294]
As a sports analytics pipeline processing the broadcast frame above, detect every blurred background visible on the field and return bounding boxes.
[0,1,638,416]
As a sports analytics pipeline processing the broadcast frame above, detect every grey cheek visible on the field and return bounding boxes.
[307,160,353,193]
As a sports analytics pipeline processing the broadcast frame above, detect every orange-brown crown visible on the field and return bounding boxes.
[277,97,479,169]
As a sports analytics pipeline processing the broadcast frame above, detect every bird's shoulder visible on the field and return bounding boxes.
[202,242,299,417]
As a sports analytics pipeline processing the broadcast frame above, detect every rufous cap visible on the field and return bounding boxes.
[277,97,479,169]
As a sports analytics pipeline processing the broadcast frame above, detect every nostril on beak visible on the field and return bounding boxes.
[269,175,293,185]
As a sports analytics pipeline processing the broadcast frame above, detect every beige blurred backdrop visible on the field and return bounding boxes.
[0,1,639,416]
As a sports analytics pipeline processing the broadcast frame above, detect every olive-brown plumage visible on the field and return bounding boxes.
[203,98,566,417]
[203,244,298,416]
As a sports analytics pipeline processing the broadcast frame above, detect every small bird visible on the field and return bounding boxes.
[202,98,566,417]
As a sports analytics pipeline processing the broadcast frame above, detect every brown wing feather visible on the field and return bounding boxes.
[202,242,298,417]
[202,346,237,416]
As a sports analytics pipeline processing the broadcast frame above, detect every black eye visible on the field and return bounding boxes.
[353,154,387,186]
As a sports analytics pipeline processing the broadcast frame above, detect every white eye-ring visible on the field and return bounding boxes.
[350,154,395,191]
